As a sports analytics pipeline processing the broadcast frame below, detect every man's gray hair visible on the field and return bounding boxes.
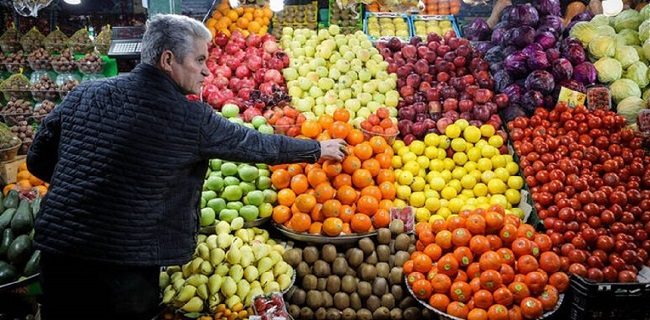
[140,14,212,66]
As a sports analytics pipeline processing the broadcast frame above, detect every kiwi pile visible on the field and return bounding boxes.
[27,48,52,71]
[20,28,45,53]
[272,3,317,35]
[30,74,59,102]
[329,4,362,30]
[51,48,76,73]
[282,220,435,320]
[3,51,29,74]
[76,52,104,74]
[68,28,94,56]
[45,29,69,54]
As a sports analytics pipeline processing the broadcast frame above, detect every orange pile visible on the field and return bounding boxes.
[358,106,398,137]
[3,162,48,197]
[421,0,461,15]
[205,2,273,38]
[271,109,397,236]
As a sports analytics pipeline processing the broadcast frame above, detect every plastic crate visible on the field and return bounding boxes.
[568,267,650,320]
[363,11,412,43]
[409,14,462,40]
[271,2,318,28]
[327,0,363,31]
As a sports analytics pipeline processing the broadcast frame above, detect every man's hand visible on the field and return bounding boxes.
[319,139,348,162]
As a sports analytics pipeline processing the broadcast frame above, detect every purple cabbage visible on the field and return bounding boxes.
[571,11,593,22]
[501,4,540,28]
[493,69,514,92]
[500,104,528,122]
[508,26,536,48]
[538,15,565,35]
[533,0,561,17]
[464,18,492,41]
[572,62,597,85]
[525,70,555,94]
[561,44,586,65]
[546,48,561,62]
[504,46,519,57]
[473,41,496,54]
[551,58,573,81]
[491,27,508,46]
[527,50,550,70]
[560,37,582,52]
[490,62,504,74]
[504,51,529,78]
[521,90,545,115]
[553,79,587,98]
[503,83,525,104]
[523,43,544,56]
[535,31,557,50]
[485,46,505,65]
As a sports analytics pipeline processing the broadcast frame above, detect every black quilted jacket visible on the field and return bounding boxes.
[26,63,321,266]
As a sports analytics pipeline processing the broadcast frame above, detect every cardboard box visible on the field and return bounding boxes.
[0,155,26,185]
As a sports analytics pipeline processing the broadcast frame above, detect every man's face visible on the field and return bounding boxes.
[169,39,209,95]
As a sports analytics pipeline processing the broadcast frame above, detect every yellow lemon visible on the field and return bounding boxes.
[415,207,430,222]
[505,188,521,205]
[441,186,457,200]
[507,176,524,189]
[409,140,426,156]
[445,124,461,138]
[473,183,488,197]
[425,197,441,212]
[396,185,412,200]
[424,133,440,146]
[410,191,426,207]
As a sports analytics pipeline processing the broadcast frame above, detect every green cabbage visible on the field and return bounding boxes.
[638,20,650,43]
[612,9,643,32]
[569,22,600,46]
[617,29,640,46]
[594,57,622,83]
[643,87,650,101]
[633,45,648,64]
[614,45,639,69]
[590,14,611,27]
[617,96,647,124]
[589,35,617,59]
[610,78,642,104]
[624,61,649,88]
[642,4,650,20]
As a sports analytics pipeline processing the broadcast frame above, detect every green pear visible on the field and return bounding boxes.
[237,279,251,299]
[170,271,184,283]
[175,284,196,303]
[209,248,225,267]
[226,246,241,265]
[162,286,176,304]
[217,233,232,249]
[190,257,204,274]
[245,287,264,307]
[196,243,210,260]
[240,245,254,268]
[256,175,272,190]
[214,220,231,235]
[200,260,213,275]
[215,264,229,276]
[235,229,250,243]
[252,242,270,260]
[269,250,283,266]
[258,203,273,219]
[244,265,259,283]
[181,296,204,313]
[273,261,290,277]
[172,277,185,291]
[206,234,218,250]
[259,271,275,287]
[196,283,209,300]
[230,216,244,230]
[225,295,241,310]
[277,273,292,291]
[229,264,244,283]
[208,274,222,295]
[221,276,237,297]
[186,274,208,287]
[159,272,170,289]
[263,281,280,294]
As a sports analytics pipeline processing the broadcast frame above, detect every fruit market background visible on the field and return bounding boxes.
[1,0,650,319]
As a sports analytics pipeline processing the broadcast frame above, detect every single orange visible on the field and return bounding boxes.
[351,213,372,233]
[322,217,344,236]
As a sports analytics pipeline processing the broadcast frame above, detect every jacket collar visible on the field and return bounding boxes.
[131,63,184,95]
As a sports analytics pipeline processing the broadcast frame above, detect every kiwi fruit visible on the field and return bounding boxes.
[356,308,372,320]
[391,284,404,301]
[366,295,381,312]
[300,307,315,320]
[288,304,301,318]
[342,308,356,320]
[377,228,391,244]
[283,248,303,267]
[292,288,307,305]
[317,277,328,291]
[315,307,327,320]
[326,275,341,294]
[422,308,436,319]
[389,219,405,235]
[365,251,378,265]
[302,274,318,291]
[350,292,362,310]
[372,278,388,296]
[393,251,410,268]
[327,308,342,320]
[399,296,416,310]
[408,244,416,254]
[297,261,311,278]
[346,248,364,268]
[376,262,390,278]
[334,292,350,310]
[403,306,420,319]
[333,257,348,276]
[321,291,334,307]
[307,290,323,309]
[346,267,357,277]
[375,244,390,263]
[380,293,395,309]
[341,275,357,293]
[359,264,377,282]
[389,308,403,320]
[322,244,337,263]
[304,246,320,264]
[394,234,411,252]
[373,306,390,320]
[389,267,404,285]
[358,237,375,256]
[356,280,372,298]
[314,260,331,278]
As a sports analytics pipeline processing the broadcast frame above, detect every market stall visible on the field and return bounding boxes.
[2,0,650,319]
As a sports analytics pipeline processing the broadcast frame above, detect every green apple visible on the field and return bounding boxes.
[222,185,243,201]
[202,190,217,201]
[218,208,238,223]
[258,168,270,176]
[239,205,259,222]
[258,124,274,134]
[243,123,255,130]
[226,201,244,211]
[221,162,238,176]
[207,197,227,214]
[237,164,259,182]
[256,176,272,190]
[258,203,273,218]
[209,159,223,171]
[200,196,206,208]
[205,176,224,192]
[308,86,324,98]
[244,190,265,206]
[221,104,239,118]
[251,116,267,129]
[200,207,216,227]
[263,189,277,203]
[224,176,240,186]
[239,182,256,195]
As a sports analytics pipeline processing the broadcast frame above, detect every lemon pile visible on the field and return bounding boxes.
[391,119,526,223]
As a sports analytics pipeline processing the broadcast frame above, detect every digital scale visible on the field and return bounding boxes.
[107,26,146,60]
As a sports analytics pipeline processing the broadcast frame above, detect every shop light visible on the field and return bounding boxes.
[270,0,284,12]
[602,0,623,16]
[64,0,81,4]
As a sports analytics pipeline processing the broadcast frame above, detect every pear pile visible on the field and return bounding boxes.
[160,220,294,313]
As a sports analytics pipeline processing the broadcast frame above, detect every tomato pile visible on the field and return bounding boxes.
[405,205,569,319]
[270,109,397,236]
[509,103,650,283]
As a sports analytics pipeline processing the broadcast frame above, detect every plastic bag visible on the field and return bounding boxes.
[68,27,94,56]
[1,71,31,101]
[12,0,54,17]
[20,26,45,52]
[45,27,69,54]
[93,25,112,55]
[0,23,23,53]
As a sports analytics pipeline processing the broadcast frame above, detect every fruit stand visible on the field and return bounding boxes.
[3,0,650,319]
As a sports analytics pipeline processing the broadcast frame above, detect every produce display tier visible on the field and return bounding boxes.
[363,11,413,43]
[272,221,379,244]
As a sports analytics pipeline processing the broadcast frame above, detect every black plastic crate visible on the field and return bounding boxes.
[568,267,650,320]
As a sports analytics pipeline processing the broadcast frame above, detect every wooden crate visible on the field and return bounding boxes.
[0,155,26,185]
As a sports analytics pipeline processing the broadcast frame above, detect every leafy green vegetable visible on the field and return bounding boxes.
[614,45,639,69]
[594,57,623,83]
[616,96,647,124]
[611,78,642,104]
